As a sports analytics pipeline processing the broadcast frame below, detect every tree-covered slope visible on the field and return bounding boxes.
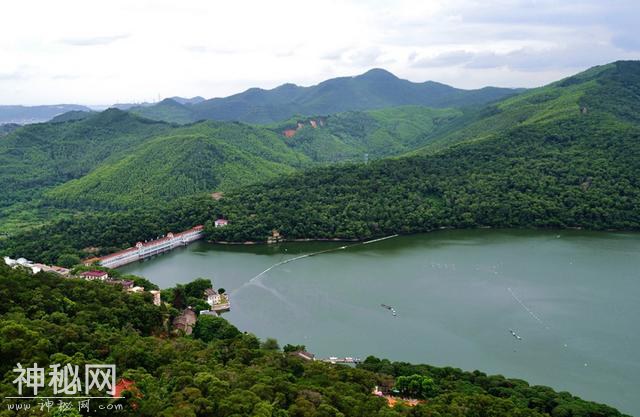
[410,62,637,153]
[202,61,640,242]
[46,121,312,208]
[0,109,173,209]
[272,106,463,163]
[0,103,470,232]
[132,68,522,124]
[0,265,628,417]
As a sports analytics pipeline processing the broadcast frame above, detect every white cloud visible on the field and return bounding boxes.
[0,0,638,105]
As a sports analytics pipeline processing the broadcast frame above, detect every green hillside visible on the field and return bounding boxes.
[410,62,628,153]
[202,61,640,242]
[46,121,312,208]
[0,103,471,233]
[272,106,463,163]
[0,109,173,209]
[131,68,522,124]
[0,265,628,416]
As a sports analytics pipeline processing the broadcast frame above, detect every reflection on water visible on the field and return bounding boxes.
[121,229,640,415]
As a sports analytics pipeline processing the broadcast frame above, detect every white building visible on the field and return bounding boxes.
[204,287,231,312]
[149,290,161,306]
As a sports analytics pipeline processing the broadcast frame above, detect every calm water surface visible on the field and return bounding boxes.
[121,230,640,415]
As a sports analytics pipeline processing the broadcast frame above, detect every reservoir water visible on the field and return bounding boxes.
[120,229,640,415]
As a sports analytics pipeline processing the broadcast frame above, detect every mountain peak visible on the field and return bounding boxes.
[356,68,398,81]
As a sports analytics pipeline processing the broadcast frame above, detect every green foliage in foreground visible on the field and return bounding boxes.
[0,266,627,416]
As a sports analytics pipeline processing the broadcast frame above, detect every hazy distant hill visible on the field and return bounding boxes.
[114,96,205,111]
[170,96,205,105]
[49,110,95,123]
[0,123,20,136]
[131,69,523,124]
[0,104,92,124]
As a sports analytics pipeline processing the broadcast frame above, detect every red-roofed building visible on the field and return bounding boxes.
[113,379,141,409]
[113,379,139,398]
[214,219,229,228]
[80,270,109,281]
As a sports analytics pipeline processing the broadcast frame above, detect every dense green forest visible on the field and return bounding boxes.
[0,265,627,416]
[131,68,521,124]
[201,62,640,242]
[0,103,482,230]
[0,110,173,210]
[270,106,463,163]
[44,121,311,209]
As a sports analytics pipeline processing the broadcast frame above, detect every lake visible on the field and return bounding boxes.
[120,229,640,415]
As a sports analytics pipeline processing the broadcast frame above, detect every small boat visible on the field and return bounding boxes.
[509,329,522,340]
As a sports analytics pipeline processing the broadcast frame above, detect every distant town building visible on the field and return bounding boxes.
[292,350,315,361]
[214,219,229,228]
[33,264,70,277]
[4,256,69,276]
[80,270,109,281]
[106,279,134,290]
[267,229,284,244]
[173,308,197,335]
[204,287,231,313]
[149,290,161,306]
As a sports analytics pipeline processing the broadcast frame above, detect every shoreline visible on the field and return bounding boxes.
[206,225,640,246]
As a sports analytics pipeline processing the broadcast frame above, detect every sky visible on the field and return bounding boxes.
[1,0,639,106]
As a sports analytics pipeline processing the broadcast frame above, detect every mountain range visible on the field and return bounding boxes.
[0,70,520,126]
[1,61,639,256]
[130,69,522,124]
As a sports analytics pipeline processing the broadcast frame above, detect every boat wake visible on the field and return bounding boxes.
[507,287,544,325]
[230,235,399,297]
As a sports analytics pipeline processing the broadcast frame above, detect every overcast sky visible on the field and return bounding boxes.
[1,0,639,105]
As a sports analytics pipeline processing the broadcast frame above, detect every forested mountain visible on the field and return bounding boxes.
[4,61,639,262]
[0,104,92,124]
[270,106,463,163]
[0,265,628,416]
[0,103,476,227]
[0,109,173,210]
[131,69,522,124]
[201,61,640,242]
[42,106,468,208]
[49,109,94,123]
[46,121,311,208]
[129,98,196,124]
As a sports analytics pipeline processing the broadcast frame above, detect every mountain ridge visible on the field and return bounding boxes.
[131,69,524,124]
